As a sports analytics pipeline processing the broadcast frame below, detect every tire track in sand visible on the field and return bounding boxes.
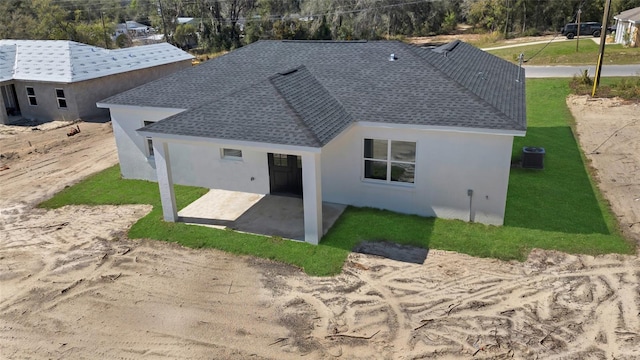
[265,247,640,359]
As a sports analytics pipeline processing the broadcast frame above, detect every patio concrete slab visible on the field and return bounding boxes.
[178,189,346,241]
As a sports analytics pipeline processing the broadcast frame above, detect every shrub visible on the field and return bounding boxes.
[480,31,504,44]
[521,28,541,37]
[569,75,640,101]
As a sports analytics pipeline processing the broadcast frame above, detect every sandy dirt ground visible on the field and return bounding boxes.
[567,95,640,244]
[1,106,640,360]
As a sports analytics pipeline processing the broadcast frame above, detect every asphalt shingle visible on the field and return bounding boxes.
[269,66,353,146]
[103,40,526,148]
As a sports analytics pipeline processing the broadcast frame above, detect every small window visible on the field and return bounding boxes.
[273,153,288,167]
[143,121,154,157]
[26,87,37,106]
[55,88,67,108]
[364,139,416,184]
[222,148,242,160]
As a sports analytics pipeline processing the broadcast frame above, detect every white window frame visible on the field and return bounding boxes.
[55,88,67,109]
[143,121,155,158]
[221,148,243,161]
[26,86,37,106]
[363,138,416,185]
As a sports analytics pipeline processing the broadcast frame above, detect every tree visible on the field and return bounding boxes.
[312,15,332,40]
[226,0,257,47]
[441,11,457,33]
[116,33,133,48]
[174,23,198,49]
[0,1,39,39]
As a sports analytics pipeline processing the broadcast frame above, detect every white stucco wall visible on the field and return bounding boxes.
[615,20,638,45]
[320,123,515,225]
[108,106,271,194]
[109,106,516,225]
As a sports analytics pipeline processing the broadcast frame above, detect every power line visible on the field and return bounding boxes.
[34,0,452,27]
[523,31,562,62]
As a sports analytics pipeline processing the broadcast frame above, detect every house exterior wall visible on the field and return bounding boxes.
[14,82,79,122]
[74,60,192,120]
[13,60,191,123]
[320,124,515,225]
[109,106,271,194]
[615,20,639,45]
[110,107,515,225]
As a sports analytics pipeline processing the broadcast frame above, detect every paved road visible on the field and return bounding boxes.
[482,37,640,78]
[524,64,640,78]
[480,38,640,78]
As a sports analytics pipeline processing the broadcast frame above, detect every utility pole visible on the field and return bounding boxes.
[100,12,109,49]
[592,0,612,97]
[576,9,581,52]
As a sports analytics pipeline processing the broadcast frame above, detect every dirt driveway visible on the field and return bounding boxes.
[1,104,639,359]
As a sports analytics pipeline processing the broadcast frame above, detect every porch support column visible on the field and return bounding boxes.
[302,152,322,245]
[153,139,177,222]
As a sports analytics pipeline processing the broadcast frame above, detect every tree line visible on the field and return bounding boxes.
[1,0,639,51]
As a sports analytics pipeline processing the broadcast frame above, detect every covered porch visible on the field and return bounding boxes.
[177,189,346,241]
[150,138,333,245]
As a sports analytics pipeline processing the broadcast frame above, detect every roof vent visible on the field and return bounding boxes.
[389,53,397,61]
[278,68,298,76]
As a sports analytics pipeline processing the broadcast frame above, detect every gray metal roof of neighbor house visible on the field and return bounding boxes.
[614,6,640,22]
[102,40,526,148]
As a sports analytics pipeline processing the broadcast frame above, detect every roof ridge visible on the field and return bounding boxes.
[268,65,323,147]
[280,40,368,43]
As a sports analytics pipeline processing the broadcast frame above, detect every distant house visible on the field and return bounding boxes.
[0,40,193,125]
[613,6,640,46]
[177,17,200,26]
[115,21,153,38]
[98,40,526,244]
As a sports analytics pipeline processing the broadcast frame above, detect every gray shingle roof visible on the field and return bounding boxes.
[103,40,526,148]
[141,65,353,147]
[269,66,353,146]
[141,77,323,147]
[411,40,526,131]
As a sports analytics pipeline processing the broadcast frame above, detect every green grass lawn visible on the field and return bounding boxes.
[487,40,640,65]
[39,79,635,276]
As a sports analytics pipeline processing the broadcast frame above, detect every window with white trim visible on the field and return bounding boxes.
[143,121,154,157]
[221,148,243,160]
[363,138,416,184]
[55,89,67,108]
[26,87,37,106]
